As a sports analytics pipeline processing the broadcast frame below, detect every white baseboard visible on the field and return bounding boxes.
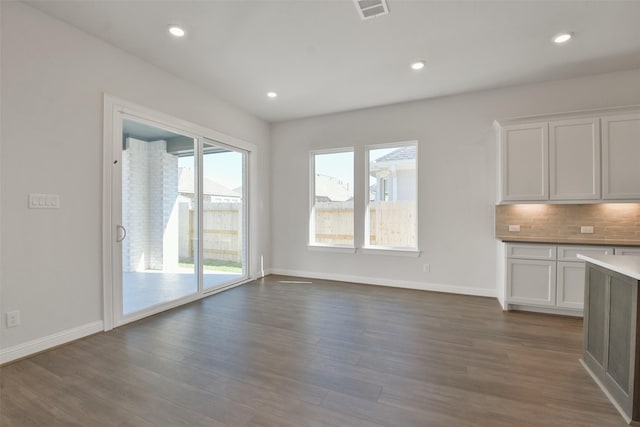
[507,304,583,318]
[254,268,273,279]
[268,268,496,298]
[0,320,104,364]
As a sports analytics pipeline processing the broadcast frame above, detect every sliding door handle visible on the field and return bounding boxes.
[116,225,127,242]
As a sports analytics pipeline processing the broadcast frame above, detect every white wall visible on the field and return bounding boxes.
[0,2,271,352]
[270,68,640,295]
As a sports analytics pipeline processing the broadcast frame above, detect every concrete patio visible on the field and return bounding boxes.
[123,269,243,315]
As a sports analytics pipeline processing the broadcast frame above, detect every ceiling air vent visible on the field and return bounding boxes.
[353,0,389,20]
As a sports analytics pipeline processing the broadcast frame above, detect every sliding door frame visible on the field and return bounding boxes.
[102,94,258,330]
[200,138,250,292]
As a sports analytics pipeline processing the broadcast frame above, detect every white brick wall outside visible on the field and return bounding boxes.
[122,138,178,272]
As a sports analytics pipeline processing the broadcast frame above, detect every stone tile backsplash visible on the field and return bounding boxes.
[495,204,640,245]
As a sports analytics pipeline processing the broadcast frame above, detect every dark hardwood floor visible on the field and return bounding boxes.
[0,275,626,426]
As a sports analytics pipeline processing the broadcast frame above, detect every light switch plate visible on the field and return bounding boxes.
[29,193,60,209]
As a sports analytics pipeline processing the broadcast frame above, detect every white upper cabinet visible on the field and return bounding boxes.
[497,107,640,204]
[602,113,640,200]
[500,122,548,201]
[549,118,601,200]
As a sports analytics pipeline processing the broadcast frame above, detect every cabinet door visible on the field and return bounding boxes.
[500,122,548,202]
[583,264,640,419]
[602,113,640,200]
[549,118,601,200]
[556,261,585,310]
[507,259,556,306]
[585,265,607,366]
[607,274,635,398]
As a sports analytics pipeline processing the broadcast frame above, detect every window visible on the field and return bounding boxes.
[309,149,354,247]
[366,142,417,250]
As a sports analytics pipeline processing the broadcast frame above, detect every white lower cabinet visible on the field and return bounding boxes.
[507,259,556,306]
[505,243,617,315]
[556,261,586,309]
[615,247,640,256]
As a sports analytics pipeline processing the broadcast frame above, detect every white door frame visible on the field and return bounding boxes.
[102,94,258,330]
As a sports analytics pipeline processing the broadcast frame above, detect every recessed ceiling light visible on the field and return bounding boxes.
[168,26,185,37]
[553,32,573,44]
[411,61,425,71]
[267,91,278,99]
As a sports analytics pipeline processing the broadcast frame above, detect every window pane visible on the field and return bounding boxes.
[200,143,247,290]
[368,144,417,249]
[121,119,197,315]
[312,151,354,246]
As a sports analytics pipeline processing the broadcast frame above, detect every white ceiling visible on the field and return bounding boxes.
[26,0,640,123]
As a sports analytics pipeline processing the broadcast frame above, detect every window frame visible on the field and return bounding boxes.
[364,140,419,254]
[308,147,356,251]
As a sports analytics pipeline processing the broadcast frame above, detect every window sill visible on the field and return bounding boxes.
[360,247,422,257]
[307,244,357,254]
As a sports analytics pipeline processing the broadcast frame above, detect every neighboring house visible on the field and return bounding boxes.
[179,167,242,203]
[369,146,416,201]
[315,174,353,202]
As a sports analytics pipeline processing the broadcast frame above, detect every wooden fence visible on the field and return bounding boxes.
[179,202,242,263]
[313,201,355,245]
[314,200,416,247]
[178,200,416,261]
[368,200,417,247]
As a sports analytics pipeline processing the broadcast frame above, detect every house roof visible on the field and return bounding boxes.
[373,146,416,163]
[179,168,240,198]
[315,174,353,202]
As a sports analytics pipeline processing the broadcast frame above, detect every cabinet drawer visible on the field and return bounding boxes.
[507,244,556,260]
[615,247,640,256]
[558,246,614,262]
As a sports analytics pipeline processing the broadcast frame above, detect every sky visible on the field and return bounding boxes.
[173,143,399,192]
[315,148,396,189]
[178,150,243,189]
[315,151,354,188]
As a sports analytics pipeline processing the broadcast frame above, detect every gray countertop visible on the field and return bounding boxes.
[577,254,640,280]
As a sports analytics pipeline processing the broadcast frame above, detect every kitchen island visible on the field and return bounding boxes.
[578,254,640,425]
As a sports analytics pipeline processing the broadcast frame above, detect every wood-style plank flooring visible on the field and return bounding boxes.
[0,275,627,426]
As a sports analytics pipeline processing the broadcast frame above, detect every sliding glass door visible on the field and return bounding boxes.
[117,117,248,321]
[201,140,247,290]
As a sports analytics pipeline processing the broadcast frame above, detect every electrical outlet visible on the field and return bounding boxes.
[423,263,430,273]
[581,226,594,234]
[508,224,521,232]
[6,310,20,328]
